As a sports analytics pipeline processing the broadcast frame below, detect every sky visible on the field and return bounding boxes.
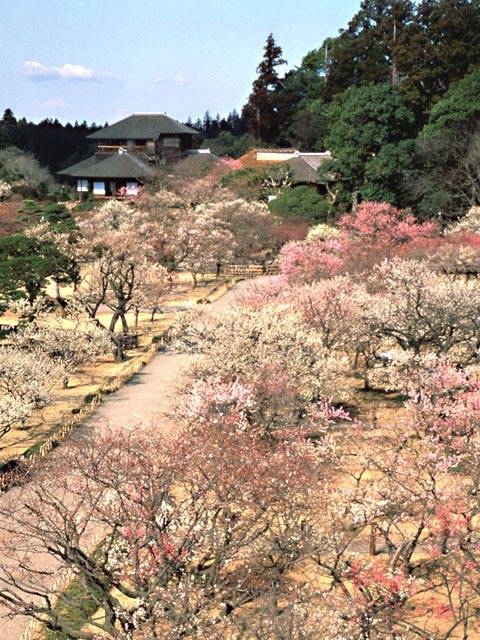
[0,0,360,125]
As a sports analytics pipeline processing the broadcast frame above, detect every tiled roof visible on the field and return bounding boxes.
[87,113,198,140]
[298,152,332,171]
[57,153,156,179]
[286,157,322,184]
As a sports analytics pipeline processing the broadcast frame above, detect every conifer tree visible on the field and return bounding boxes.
[242,34,288,143]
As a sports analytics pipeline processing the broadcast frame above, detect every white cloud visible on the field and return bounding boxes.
[155,73,189,87]
[42,97,69,110]
[23,60,112,81]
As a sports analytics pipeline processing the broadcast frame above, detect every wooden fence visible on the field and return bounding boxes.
[222,263,280,278]
[0,394,102,495]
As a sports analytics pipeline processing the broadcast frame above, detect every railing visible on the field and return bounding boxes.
[96,144,151,154]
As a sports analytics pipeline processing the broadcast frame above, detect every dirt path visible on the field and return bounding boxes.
[0,277,263,640]
[81,277,260,436]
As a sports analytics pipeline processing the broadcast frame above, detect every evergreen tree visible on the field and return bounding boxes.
[0,234,73,305]
[323,1,415,100]
[242,34,288,143]
[415,68,480,216]
[395,0,480,122]
[323,83,415,206]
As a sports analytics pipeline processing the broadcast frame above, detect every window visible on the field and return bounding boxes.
[93,181,105,195]
[77,179,88,192]
[162,136,180,148]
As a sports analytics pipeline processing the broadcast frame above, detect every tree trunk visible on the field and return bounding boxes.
[352,190,359,213]
[109,312,120,333]
[111,334,125,361]
[120,313,129,334]
[150,308,161,323]
[369,524,377,556]
[55,279,61,302]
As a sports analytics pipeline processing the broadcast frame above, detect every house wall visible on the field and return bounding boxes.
[256,150,297,162]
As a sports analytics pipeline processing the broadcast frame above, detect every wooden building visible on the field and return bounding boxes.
[58,113,198,197]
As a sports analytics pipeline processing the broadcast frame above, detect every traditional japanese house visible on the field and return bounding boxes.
[58,112,198,197]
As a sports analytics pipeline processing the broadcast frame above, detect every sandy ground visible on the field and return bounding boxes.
[0,277,260,640]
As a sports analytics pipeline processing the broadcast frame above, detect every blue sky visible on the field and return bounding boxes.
[1,0,360,125]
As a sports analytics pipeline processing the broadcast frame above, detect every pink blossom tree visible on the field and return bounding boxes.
[279,238,346,285]
[169,303,347,436]
[338,201,439,245]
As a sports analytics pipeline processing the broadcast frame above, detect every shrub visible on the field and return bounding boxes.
[268,186,332,224]
[42,203,76,230]
[220,167,265,200]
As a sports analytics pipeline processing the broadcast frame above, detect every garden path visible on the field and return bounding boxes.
[0,277,269,640]
[81,275,261,436]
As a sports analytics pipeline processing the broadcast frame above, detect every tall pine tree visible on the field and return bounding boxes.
[242,34,288,143]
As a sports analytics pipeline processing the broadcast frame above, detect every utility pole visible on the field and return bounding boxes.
[324,42,329,84]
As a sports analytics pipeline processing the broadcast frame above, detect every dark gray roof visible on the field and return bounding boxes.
[58,153,156,179]
[87,113,198,140]
[286,154,332,184]
[298,152,332,171]
[286,157,320,184]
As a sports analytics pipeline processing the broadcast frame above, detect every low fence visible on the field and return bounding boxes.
[222,263,280,278]
[0,394,102,495]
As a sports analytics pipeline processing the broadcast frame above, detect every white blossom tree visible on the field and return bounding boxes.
[12,310,113,388]
[77,200,163,333]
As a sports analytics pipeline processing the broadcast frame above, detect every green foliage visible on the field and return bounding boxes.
[44,565,103,639]
[242,34,289,143]
[268,186,332,224]
[0,233,73,305]
[325,83,415,205]
[50,184,74,202]
[363,140,415,205]
[17,200,77,231]
[322,1,416,99]
[20,199,42,213]
[0,110,98,173]
[396,0,480,121]
[421,68,480,140]
[286,99,328,151]
[321,0,480,126]
[201,132,256,158]
[43,203,77,231]
[72,195,97,213]
[416,68,480,216]
[220,167,265,200]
